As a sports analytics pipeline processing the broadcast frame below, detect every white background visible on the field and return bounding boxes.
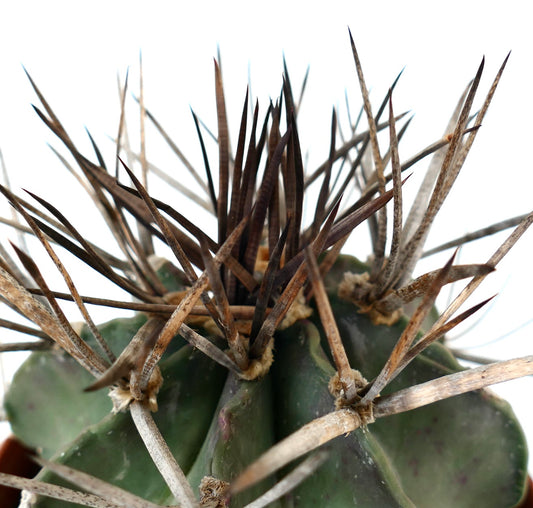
[0,0,532,474]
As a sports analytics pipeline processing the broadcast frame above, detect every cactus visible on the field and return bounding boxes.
[0,32,532,507]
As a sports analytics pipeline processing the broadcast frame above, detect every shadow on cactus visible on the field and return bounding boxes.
[0,31,532,507]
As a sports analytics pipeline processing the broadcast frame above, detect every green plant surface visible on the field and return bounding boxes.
[3,256,529,507]
[328,297,527,507]
[26,343,226,507]
[317,256,528,507]
[187,373,278,507]
[273,320,415,507]
[3,313,148,458]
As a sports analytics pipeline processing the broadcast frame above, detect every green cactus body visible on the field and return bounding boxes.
[0,37,531,508]
[4,255,528,507]
[272,320,417,507]
[186,373,277,506]
[7,326,227,506]
[4,313,148,459]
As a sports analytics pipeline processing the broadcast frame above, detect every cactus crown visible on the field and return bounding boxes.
[0,31,531,507]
